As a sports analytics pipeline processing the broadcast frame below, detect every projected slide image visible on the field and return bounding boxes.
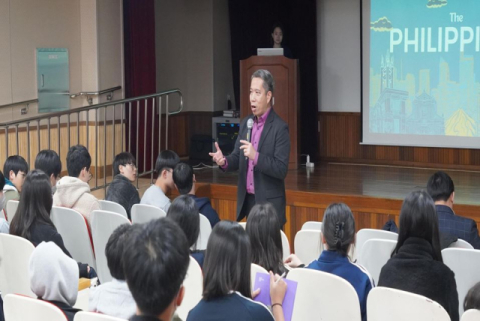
[369,0,480,137]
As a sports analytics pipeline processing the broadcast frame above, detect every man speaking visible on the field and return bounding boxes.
[209,69,290,226]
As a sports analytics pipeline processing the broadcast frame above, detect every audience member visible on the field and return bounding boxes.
[106,152,140,219]
[29,242,81,321]
[53,145,100,223]
[464,282,480,312]
[10,170,93,278]
[0,170,9,233]
[34,149,62,193]
[246,203,286,275]
[2,155,28,216]
[378,190,459,321]
[141,150,179,212]
[427,171,480,249]
[167,195,205,267]
[285,203,373,321]
[123,218,190,321]
[89,224,138,318]
[173,162,220,227]
[187,220,286,321]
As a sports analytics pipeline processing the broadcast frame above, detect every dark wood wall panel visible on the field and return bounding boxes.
[319,112,480,170]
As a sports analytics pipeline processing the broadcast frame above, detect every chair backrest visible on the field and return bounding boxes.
[301,221,323,231]
[99,200,128,219]
[461,309,480,321]
[250,263,269,291]
[357,239,397,285]
[281,230,290,260]
[91,210,131,283]
[442,248,480,315]
[73,288,90,311]
[131,204,166,224]
[4,294,68,321]
[449,239,474,249]
[287,268,361,321]
[354,229,398,260]
[6,199,19,224]
[0,234,36,299]
[367,287,451,321]
[176,256,203,320]
[294,230,323,265]
[196,214,212,250]
[239,222,246,229]
[50,206,96,270]
[74,311,127,321]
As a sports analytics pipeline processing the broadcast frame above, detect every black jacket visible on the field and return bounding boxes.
[436,205,480,249]
[48,300,81,321]
[378,237,459,321]
[106,174,140,220]
[188,194,220,227]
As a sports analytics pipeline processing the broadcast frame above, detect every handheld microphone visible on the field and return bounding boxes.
[246,118,254,160]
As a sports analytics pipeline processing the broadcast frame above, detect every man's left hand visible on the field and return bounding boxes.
[240,140,257,161]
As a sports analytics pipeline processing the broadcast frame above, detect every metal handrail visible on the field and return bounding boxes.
[69,85,122,98]
[0,99,38,110]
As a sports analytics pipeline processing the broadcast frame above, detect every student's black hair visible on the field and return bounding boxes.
[173,162,194,195]
[66,145,91,178]
[154,150,180,175]
[10,170,55,240]
[464,282,480,311]
[0,170,5,190]
[113,152,136,176]
[427,171,454,202]
[322,203,356,257]
[35,150,62,179]
[392,190,443,262]
[202,221,252,300]
[246,203,285,274]
[3,155,29,179]
[123,218,189,316]
[167,195,200,248]
[105,223,135,280]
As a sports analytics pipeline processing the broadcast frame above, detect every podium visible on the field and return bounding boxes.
[240,55,299,169]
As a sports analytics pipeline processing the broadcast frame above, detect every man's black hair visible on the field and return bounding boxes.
[173,162,194,195]
[105,223,136,280]
[66,145,91,178]
[3,155,28,178]
[35,150,62,178]
[154,150,180,174]
[113,152,136,176]
[427,171,455,202]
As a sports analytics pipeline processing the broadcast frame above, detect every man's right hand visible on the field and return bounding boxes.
[209,142,226,166]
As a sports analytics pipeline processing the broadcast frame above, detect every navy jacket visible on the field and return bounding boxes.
[188,194,220,228]
[436,205,480,249]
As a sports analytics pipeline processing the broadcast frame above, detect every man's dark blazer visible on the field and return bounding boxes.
[223,108,290,226]
[436,204,480,249]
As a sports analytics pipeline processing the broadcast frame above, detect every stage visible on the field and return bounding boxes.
[188,162,480,244]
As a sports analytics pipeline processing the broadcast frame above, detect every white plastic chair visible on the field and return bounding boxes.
[367,287,451,321]
[73,288,90,311]
[51,206,96,270]
[294,230,323,265]
[74,311,127,321]
[442,248,480,315]
[250,263,269,291]
[301,221,323,231]
[131,204,166,224]
[449,239,474,249]
[239,222,246,229]
[354,229,398,260]
[357,239,396,285]
[196,214,212,250]
[0,234,36,299]
[4,294,68,321]
[91,210,131,283]
[281,230,290,260]
[6,199,19,224]
[461,309,480,321]
[176,256,203,320]
[99,200,128,219]
[287,268,361,321]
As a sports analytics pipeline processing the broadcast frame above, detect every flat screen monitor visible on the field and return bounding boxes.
[257,48,284,56]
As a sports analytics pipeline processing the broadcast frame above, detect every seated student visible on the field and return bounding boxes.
[173,162,220,227]
[167,195,205,267]
[53,145,100,224]
[106,152,140,219]
[285,203,373,321]
[0,171,9,233]
[187,220,287,321]
[2,155,28,217]
[378,190,459,321]
[29,242,81,321]
[123,218,190,321]
[89,224,138,318]
[10,170,93,278]
[35,149,62,194]
[427,171,480,249]
[464,282,480,312]
[246,203,287,275]
[141,150,179,212]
